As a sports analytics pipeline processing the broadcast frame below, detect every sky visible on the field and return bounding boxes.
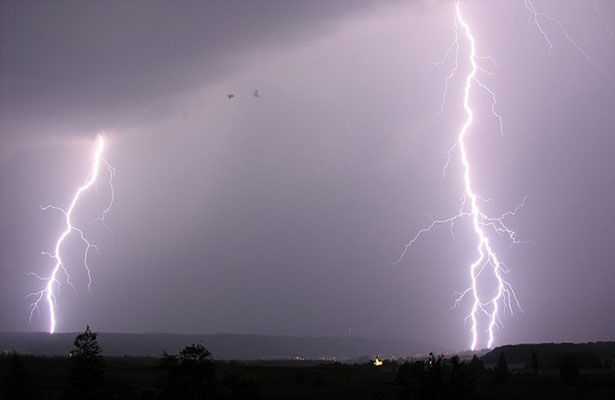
[0,0,613,352]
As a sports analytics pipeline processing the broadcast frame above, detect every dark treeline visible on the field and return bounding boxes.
[1,327,615,400]
[482,342,615,369]
[1,326,259,400]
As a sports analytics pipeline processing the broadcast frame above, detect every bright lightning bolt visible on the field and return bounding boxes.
[454,4,520,349]
[26,134,115,334]
[396,1,527,351]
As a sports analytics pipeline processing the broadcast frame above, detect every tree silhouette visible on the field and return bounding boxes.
[68,325,105,398]
[492,351,509,384]
[450,356,466,382]
[397,360,426,384]
[531,352,539,376]
[396,353,476,400]
[159,343,217,399]
[449,355,476,399]
[559,356,579,384]
[467,354,485,376]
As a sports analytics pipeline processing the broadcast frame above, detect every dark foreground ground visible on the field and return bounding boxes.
[2,355,615,400]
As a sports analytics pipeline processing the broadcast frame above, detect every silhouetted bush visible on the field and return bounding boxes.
[531,352,539,376]
[604,359,613,370]
[559,356,580,384]
[467,354,485,376]
[492,351,509,384]
[450,356,466,382]
[397,353,476,400]
[397,360,426,383]
[159,344,217,399]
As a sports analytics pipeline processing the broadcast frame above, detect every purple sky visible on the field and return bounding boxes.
[0,0,613,351]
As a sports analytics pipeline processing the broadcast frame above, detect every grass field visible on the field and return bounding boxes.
[2,354,615,399]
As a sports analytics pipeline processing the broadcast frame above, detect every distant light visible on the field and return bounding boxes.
[374,358,383,366]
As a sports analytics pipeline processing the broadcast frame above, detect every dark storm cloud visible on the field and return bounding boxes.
[0,0,372,156]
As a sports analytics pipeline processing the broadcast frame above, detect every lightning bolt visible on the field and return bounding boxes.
[396,1,526,351]
[525,0,615,78]
[592,0,615,41]
[26,135,114,334]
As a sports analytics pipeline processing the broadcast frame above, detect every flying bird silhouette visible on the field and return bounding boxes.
[252,89,260,98]
[227,94,235,100]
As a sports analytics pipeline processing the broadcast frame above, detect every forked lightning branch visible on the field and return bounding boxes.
[396,1,526,351]
[397,0,611,350]
[26,135,114,334]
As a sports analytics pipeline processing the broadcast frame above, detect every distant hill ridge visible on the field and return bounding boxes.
[0,332,433,360]
[483,342,615,367]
